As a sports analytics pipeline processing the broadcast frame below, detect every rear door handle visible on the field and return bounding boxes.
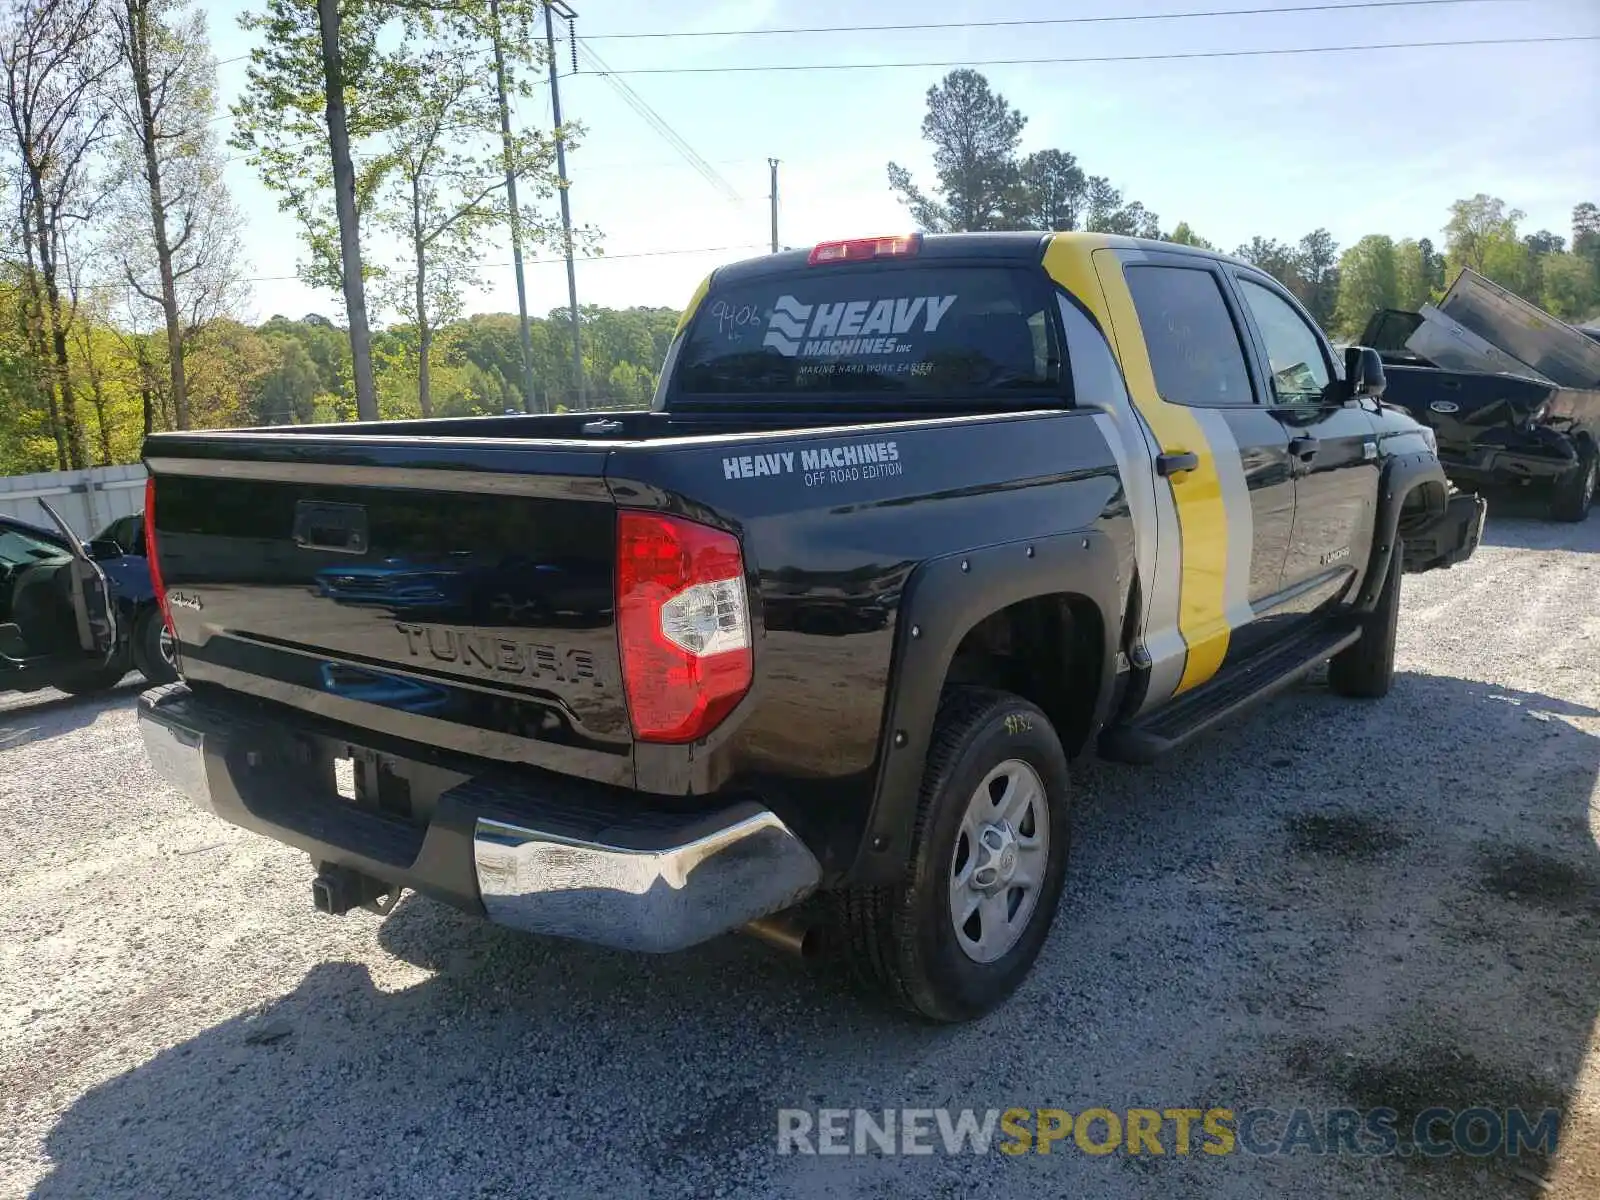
[1289,436,1320,462]
[1155,450,1200,478]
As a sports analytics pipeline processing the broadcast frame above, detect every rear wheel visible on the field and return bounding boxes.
[1550,445,1596,523]
[56,664,129,695]
[832,688,1071,1022]
[132,608,178,684]
[1329,541,1401,699]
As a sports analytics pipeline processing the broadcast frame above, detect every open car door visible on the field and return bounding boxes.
[37,500,118,664]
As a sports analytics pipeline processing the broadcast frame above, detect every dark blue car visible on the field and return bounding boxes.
[0,505,176,696]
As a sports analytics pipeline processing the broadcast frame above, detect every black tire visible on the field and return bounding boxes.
[1550,444,1596,523]
[131,608,178,684]
[1329,541,1401,699]
[55,664,130,695]
[832,687,1071,1023]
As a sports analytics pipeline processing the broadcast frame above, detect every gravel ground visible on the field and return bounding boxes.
[1,509,1597,1200]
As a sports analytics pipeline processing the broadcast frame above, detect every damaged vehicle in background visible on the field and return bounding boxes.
[1362,267,1600,521]
[1,505,176,697]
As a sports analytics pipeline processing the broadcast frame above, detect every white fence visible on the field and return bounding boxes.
[0,464,148,539]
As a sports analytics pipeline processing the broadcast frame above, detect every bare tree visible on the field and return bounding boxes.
[2,0,116,469]
[317,0,377,421]
[110,0,243,429]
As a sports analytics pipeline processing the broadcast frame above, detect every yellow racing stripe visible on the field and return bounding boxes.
[1042,234,1231,693]
[674,273,713,338]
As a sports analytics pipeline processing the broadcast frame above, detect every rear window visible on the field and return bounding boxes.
[673,266,1062,398]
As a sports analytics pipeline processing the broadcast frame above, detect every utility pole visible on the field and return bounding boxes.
[768,158,779,253]
[489,0,538,413]
[544,1,584,406]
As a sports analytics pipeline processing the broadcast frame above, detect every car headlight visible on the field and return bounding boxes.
[1420,425,1437,453]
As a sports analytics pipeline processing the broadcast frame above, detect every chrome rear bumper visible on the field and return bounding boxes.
[473,805,821,952]
[138,684,821,953]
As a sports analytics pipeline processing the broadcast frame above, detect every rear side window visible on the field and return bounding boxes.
[674,266,1062,398]
[1058,299,1130,407]
[1124,265,1254,406]
[1363,308,1423,353]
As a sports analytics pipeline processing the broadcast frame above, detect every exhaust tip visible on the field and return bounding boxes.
[742,914,821,959]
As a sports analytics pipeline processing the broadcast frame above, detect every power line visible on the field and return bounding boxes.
[564,33,1597,75]
[577,0,1530,40]
[79,243,770,291]
[572,39,744,206]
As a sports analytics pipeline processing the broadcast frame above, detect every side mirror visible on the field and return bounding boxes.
[86,538,124,561]
[1343,345,1387,402]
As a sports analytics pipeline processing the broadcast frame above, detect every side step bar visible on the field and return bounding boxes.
[1100,623,1363,765]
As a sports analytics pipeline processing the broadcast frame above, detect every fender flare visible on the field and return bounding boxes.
[846,529,1123,883]
[1354,450,1449,612]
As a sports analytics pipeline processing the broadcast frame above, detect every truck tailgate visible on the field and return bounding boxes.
[145,437,631,782]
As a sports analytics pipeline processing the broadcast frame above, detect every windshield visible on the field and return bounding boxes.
[0,528,70,569]
[674,265,1062,400]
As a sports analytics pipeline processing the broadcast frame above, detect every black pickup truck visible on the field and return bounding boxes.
[1360,270,1600,521]
[137,233,1484,1021]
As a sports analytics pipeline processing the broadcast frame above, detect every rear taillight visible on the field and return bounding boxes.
[144,475,173,634]
[616,511,752,744]
[808,234,921,266]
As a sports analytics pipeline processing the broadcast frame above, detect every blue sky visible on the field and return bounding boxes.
[206,0,1600,325]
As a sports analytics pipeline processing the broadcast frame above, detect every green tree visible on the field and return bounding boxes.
[1081,176,1159,237]
[605,360,651,407]
[254,336,322,424]
[1234,236,1298,287]
[1292,229,1340,327]
[454,312,524,405]
[1393,239,1431,311]
[1443,194,1528,292]
[0,268,58,473]
[1523,230,1565,257]
[1165,222,1213,249]
[1518,230,1565,306]
[259,313,351,398]
[183,317,273,428]
[1333,235,1399,337]
[1538,253,1598,321]
[1010,149,1086,231]
[1571,202,1599,274]
[1417,236,1446,298]
[1231,230,1341,326]
[231,0,395,418]
[887,70,1026,232]
[66,299,142,464]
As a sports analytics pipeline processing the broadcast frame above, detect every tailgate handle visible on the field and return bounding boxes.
[294,501,369,554]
